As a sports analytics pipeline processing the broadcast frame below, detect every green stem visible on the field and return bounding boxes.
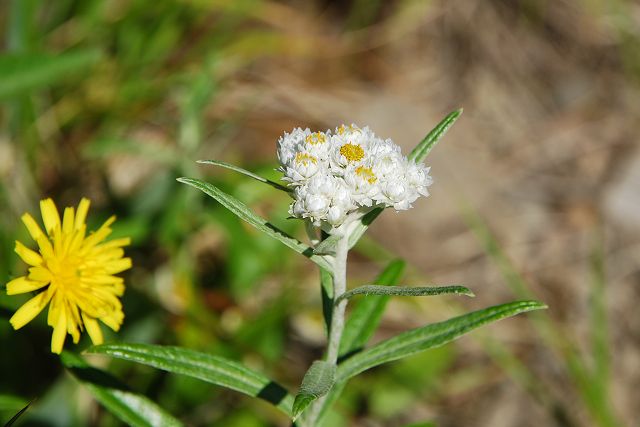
[304,233,349,426]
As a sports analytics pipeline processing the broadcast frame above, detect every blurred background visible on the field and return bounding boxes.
[1,0,639,426]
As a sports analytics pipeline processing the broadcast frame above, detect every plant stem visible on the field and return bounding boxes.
[304,233,349,427]
[325,233,349,364]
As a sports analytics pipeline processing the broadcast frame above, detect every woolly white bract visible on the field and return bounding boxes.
[277,124,433,228]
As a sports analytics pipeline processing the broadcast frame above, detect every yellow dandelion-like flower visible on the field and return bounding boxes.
[6,198,131,354]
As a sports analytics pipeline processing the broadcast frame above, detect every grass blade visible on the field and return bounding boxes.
[197,159,291,192]
[336,284,474,304]
[462,204,624,427]
[3,400,33,427]
[408,109,462,163]
[336,300,547,382]
[589,231,609,397]
[177,177,331,270]
[86,343,294,416]
[60,352,182,427]
[0,50,101,99]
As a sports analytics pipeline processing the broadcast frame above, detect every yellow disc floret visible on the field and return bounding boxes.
[339,143,365,163]
[295,152,318,165]
[337,124,360,135]
[6,198,131,354]
[356,166,377,184]
[305,132,327,145]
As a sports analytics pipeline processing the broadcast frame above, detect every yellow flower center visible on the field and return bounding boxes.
[337,124,359,135]
[339,143,365,163]
[295,152,318,166]
[305,132,326,145]
[356,166,377,184]
[47,255,81,286]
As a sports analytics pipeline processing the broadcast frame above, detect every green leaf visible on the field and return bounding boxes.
[339,260,406,358]
[0,50,101,99]
[347,208,383,250]
[60,351,182,427]
[320,267,334,333]
[177,177,331,270]
[0,394,28,413]
[86,343,294,416]
[408,109,462,163]
[336,284,474,304]
[314,234,341,255]
[337,300,547,382]
[346,111,461,249]
[197,159,291,192]
[3,400,33,427]
[292,361,336,421]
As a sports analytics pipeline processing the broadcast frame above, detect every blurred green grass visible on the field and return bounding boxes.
[0,0,635,426]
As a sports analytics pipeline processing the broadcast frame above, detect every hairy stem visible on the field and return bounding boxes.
[304,233,349,426]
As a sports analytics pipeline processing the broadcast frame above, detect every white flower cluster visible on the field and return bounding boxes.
[277,124,433,227]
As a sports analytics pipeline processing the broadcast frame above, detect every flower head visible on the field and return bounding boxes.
[6,198,131,353]
[277,124,433,228]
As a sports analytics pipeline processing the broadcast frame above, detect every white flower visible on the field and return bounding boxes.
[282,152,322,185]
[276,123,433,228]
[277,128,310,168]
[343,164,379,207]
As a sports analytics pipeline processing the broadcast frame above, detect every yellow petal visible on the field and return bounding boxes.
[82,313,104,345]
[9,289,53,329]
[103,258,132,275]
[69,318,81,344]
[21,213,45,242]
[100,310,124,331]
[35,235,54,259]
[28,266,52,282]
[81,216,115,250]
[62,206,75,234]
[15,241,43,266]
[40,199,61,235]
[80,275,123,285]
[68,226,86,253]
[47,292,61,326]
[51,308,67,354]
[75,198,90,230]
[6,276,48,295]
[96,237,131,251]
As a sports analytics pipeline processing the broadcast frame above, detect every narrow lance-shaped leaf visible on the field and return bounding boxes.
[3,400,33,427]
[177,177,331,271]
[60,351,183,427]
[292,361,336,421]
[87,343,294,416]
[314,234,341,255]
[347,110,462,249]
[339,260,406,357]
[320,267,334,333]
[335,284,474,304]
[347,208,383,250]
[337,300,547,382]
[197,159,291,193]
[0,394,28,413]
[408,108,462,163]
